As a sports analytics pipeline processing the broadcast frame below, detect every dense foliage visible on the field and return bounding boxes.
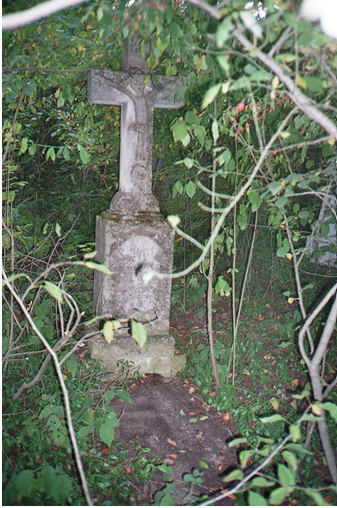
[2,0,337,505]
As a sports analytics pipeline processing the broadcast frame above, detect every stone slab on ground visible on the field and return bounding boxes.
[111,380,237,505]
[89,336,186,376]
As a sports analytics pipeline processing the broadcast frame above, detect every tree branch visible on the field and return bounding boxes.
[2,0,90,29]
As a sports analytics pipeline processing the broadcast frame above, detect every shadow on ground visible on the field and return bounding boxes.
[111,377,237,505]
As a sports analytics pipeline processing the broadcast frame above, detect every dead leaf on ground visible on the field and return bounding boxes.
[189,386,195,394]
[223,412,230,421]
[167,438,176,447]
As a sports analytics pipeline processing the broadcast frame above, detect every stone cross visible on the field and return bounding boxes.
[87,36,186,213]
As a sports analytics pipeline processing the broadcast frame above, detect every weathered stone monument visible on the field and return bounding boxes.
[87,37,186,376]
[306,174,337,267]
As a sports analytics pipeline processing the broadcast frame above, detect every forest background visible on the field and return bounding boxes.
[2,0,337,505]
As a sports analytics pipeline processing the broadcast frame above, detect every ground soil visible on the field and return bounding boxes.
[110,377,238,505]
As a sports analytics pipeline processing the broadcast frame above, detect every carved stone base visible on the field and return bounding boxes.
[89,335,186,377]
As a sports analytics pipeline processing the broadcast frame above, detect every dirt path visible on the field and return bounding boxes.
[111,378,237,505]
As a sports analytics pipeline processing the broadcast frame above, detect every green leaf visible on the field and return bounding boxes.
[285,443,313,455]
[215,17,231,47]
[39,406,53,419]
[185,181,196,198]
[278,464,295,486]
[46,147,56,161]
[248,190,262,212]
[224,469,244,481]
[6,273,32,284]
[116,389,132,404]
[229,437,248,447]
[202,84,222,109]
[172,121,188,143]
[19,137,28,153]
[79,146,89,164]
[83,261,112,274]
[275,196,288,208]
[251,477,275,487]
[55,222,61,237]
[43,281,63,302]
[40,466,72,505]
[103,321,114,344]
[321,402,337,422]
[182,157,194,169]
[99,413,119,446]
[169,22,180,39]
[322,144,334,157]
[269,487,288,505]
[276,246,289,258]
[8,470,34,502]
[282,450,298,470]
[260,414,285,423]
[240,449,255,468]
[215,276,230,297]
[47,414,61,431]
[212,120,219,144]
[131,321,147,348]
[63,147,70,160]
[306,490,330,506]
[28,142,36,155]
[289,424,301,442]
[276,53,298,63]
[14,121,22,133]
[198,460,208,469]
[83,250,97,259]
[157,464,172,474]
[248,491,268,506]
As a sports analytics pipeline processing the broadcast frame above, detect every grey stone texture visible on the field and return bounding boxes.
[89,335,186,377]
[93,211,175,338]
[87,36,186,213]
[87,37,186,376]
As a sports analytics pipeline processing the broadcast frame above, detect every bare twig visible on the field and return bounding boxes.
[2,0,90,29]
[2,266,93,506]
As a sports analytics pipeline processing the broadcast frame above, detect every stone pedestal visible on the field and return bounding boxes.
[90,210,185,375]
[89,335,186,377]
[94,211,174,336]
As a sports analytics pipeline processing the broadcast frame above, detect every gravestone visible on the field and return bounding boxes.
[306,175,337,267]
[87,36,186,376]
